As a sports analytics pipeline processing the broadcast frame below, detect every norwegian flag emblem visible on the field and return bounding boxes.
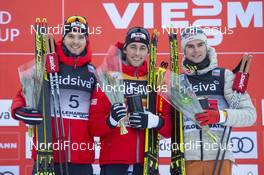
[212,69,220,76]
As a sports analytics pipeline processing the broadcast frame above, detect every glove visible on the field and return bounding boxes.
[107,103,127,128]
[129,111,164,129]
[195,109,227,126]
[15,107,43,125]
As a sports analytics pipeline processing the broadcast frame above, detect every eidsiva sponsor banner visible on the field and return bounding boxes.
[232,164,258,175]
[0,100,19,126]
[0,165,19,175]
[231,131,257,159]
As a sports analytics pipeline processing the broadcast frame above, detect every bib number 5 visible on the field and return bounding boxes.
[69,95,79,108]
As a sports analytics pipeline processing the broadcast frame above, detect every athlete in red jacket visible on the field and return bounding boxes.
[89,27,171,175]
[11,16,96,175]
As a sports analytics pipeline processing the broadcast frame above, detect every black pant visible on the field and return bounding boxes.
[100,163,143,175]
[32,162,93,175]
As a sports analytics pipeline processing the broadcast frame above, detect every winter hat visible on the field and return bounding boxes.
[180,26,207,51]
[123,27,150,49]
[63,15,88,38]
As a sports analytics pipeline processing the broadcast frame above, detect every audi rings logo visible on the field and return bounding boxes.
[231,137,254,153]
[0,171,14,175]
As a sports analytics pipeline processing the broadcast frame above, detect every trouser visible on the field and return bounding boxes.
[100,163,143,175]
[186,160,232,175]
[32,162,93,175]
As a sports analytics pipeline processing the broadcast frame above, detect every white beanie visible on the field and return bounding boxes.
[180,26,207,51]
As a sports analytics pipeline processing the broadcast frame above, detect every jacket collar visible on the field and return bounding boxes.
[182,46,218,75]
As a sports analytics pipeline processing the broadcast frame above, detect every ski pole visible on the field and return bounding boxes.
[211,54,252,175]
[46,35,69,175]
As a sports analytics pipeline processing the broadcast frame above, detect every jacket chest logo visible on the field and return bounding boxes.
[192,80,219,93]
[58,74,95,89]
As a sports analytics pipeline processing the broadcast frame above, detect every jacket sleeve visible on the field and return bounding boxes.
[157,96,172,138]
[223,69,257,127]
[11,89,26,120]
[88,86,113,137]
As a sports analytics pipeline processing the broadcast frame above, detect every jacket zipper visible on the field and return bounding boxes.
[74,58,78,69]
[134,67,139,78]
[68,120,71,162]
[200,129,203,161]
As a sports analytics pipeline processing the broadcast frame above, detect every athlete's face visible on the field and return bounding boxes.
[123,42,149,67]
[185,40,207,63]
[63,32,87,56]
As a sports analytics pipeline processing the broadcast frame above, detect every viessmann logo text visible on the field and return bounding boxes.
[103,1,263,46]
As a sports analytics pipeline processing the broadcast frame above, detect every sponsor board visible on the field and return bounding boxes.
[261,99,264,126]
[0,100,19,126]
[0,132,20,160]
[231,132,257,159]
[25,132,33,159]
[232,164,258,175]
[0,166,19,175]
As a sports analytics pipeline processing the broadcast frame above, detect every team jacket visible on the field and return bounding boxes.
[88,42,171,165]
[11,40,97,164]
[164,47,256,161]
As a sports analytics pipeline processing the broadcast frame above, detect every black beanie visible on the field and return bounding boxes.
[123,27,150,49]
[63,15,88,38]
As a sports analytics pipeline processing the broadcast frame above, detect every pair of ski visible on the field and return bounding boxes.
[34,18,69,175]
[143,30,160,175]
[143,29,185,175]
[168,30,186,175]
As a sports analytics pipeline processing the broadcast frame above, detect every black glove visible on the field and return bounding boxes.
[107,103,127,128]
[129,111,164,129]
[15,107,43,125]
